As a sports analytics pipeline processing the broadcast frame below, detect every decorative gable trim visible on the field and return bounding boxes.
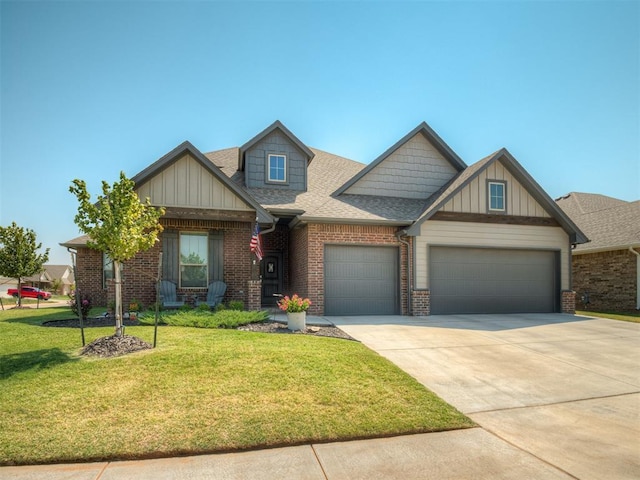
[405,148,589,244]
[238,120,314,171]
[333,121,467,197]
[131,141,274,223]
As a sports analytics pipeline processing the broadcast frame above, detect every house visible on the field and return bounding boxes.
[62,120,587,315]
[556,192,640,312]
[0,265,74,297]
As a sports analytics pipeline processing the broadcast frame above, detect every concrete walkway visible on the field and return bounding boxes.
[333,313,640,480]
[2,313,638,479]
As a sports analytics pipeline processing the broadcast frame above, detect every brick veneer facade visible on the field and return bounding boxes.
[412,289,430,316]
[572,249,639,312]
[74,218,257,310]
[294,223,409,316]
[561,290,576,314]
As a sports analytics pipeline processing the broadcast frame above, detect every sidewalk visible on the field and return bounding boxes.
[0,428,573,479]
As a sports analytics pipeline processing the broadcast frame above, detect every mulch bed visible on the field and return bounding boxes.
[238,320,355,340]
[43,317,142,328]
[80,335,152,358]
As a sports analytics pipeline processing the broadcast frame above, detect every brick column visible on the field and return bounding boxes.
[411,289,430,316]
[247,280,262,311]
[561,290,576,314]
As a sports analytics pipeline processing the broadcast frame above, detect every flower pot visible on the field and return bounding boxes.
[287,311,306,331]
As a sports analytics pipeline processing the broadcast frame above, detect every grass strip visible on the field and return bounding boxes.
[576,310,640,323]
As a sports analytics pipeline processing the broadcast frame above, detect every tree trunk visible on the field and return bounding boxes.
[17,277,22,307]
[114,260,123,337]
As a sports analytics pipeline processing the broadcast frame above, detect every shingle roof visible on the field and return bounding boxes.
[207,147,425,224]
[556,192,640,253]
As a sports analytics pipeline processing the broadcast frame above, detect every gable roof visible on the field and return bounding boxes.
[556,192,640,253]
[405,148,589,244]
[131,141,274,224]
[211,146,425,225]
[238,120,314,171]
[333,121,467,196]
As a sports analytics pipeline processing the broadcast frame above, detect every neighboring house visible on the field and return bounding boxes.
[0,265,75,297]
[42,265,75,295]
[62,120,587,315]
[556,192,640,312]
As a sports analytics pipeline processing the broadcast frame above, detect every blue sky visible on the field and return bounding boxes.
[1,0,638,265]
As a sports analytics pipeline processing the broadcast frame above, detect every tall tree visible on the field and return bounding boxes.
[0,222,50,307]
[70,171,164,337]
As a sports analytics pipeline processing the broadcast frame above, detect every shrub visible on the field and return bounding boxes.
[197,303,211,312]
[159,310,269,329]
[69,292,92,320]
[227,300,244,311]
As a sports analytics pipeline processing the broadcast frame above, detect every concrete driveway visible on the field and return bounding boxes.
[333,313,640,480]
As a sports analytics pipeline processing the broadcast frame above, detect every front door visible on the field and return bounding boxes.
[261,252,283,307]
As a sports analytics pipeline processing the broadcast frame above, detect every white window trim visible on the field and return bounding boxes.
[488,180,507,213]
[267,153,287,183]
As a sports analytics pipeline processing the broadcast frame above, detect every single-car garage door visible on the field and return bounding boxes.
[325,245,399,315]
[430,246,558,314]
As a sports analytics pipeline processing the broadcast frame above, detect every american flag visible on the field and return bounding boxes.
[250,222,263,261]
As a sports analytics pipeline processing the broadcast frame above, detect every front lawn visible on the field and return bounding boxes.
[0,307,473,465]
[576,310,640,323]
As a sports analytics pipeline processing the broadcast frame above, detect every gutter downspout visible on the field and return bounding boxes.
[396,230,411,316]
[630,247,640,310]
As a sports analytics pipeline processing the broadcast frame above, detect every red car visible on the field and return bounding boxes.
[7,286,52,300]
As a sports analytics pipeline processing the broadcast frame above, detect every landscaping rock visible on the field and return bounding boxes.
[80,335,152,358]
[238,320,355,340]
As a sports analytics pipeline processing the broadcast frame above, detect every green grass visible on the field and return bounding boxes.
[576,310,640,323]
[0,306,473,465]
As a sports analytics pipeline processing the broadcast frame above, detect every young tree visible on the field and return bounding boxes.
[0,222,50,307]
[70,171,164,337]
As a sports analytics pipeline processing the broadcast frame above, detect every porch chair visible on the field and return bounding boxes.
[197,281,227,309]
[159,280,185,309]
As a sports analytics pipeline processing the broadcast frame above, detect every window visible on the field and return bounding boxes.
[103,253,114,288]
[180,232,208,288]
[488,181,506,212]
[267,154,287,183]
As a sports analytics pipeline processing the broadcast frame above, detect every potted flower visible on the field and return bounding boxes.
[277,294,312,331]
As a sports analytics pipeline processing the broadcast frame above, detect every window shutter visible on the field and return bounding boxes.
[162,230,179,283]
[208,232,224,282]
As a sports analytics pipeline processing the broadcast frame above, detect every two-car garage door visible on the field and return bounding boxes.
[323,244,558,316]
[429,246,559,314]
[324,245,399,316]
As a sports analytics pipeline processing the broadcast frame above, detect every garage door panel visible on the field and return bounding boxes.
[325,245,399,316]
[430,247,557,314]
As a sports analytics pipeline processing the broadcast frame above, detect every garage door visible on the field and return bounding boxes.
[430,246,558,314]
[325,245,399,315]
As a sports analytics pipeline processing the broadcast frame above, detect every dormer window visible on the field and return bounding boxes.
[488,181,506,212]
[268,154,287,183]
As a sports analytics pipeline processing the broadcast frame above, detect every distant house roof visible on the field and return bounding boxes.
[556,192,640,253]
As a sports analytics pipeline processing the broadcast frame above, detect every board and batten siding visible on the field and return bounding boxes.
[136,154,253,211]
[245,129,308,190]
[440,160,551,217]
[345,133,458,199]
[415,221,570,290]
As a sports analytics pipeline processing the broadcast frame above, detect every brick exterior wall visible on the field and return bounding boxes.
[74,218,257,311]
[289,225,309,298]
[298,223,409,316]
[412,289,430,316]
[572,249,638,312]
[561,290,576,314]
